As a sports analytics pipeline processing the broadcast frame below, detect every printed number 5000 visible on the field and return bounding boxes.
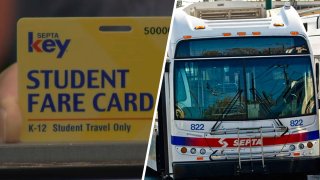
[144,27,169,35]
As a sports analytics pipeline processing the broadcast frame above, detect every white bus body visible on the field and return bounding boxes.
[149,4,320,179]
[302,14,320,56]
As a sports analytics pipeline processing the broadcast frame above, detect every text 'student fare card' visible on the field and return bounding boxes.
[18,17,170,142]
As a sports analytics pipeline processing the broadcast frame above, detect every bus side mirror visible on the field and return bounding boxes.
[316,63,319,92]
[316,63,320,109]
[317,15,320,29]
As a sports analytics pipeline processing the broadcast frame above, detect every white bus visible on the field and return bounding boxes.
[148,4,320,179]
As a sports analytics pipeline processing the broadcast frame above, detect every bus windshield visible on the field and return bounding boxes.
[174,56,316,120]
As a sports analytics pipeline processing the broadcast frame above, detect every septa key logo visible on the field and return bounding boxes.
[28,32,71,58]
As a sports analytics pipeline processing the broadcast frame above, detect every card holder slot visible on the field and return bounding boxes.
[99,25,132,32]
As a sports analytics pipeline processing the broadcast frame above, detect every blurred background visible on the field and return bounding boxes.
[0,0,175,72]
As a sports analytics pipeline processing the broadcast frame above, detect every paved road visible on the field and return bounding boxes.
[144,167,319,180]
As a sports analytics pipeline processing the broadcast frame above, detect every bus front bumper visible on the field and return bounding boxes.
[172,157,320,179]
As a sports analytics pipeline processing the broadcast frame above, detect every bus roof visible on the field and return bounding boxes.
[169,4,308,58]
[184,1,266,19]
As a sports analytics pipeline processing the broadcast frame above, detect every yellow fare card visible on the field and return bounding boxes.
[18,17,170,142]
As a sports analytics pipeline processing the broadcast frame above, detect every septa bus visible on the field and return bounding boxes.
[147,3,320,179]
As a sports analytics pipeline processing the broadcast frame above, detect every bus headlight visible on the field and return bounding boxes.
[190,148,196,154]
[200,148,206,155]
[298,143,304,150]
[289,144,296,151]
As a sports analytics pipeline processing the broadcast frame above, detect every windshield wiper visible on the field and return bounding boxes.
[211,89,242,132]
[211,88,288,136]
[250,88,288,136]
[210,88,288,136]
[220,89,243,119]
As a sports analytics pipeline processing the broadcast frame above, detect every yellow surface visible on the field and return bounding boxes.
[18,17,170,142]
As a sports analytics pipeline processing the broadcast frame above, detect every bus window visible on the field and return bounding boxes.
[175,36,309,59]
[175,70,187,103]
[174,60,245,120]
[246,57,315,119]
